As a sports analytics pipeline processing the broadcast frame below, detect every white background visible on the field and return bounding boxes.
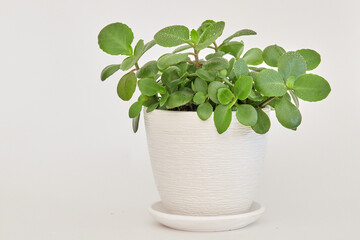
[1,0,359,239]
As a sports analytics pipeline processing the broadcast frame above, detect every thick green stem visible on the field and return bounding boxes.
[222,78,234,87]
[194,49,200,69]
[260,96,277,108]
[228,97,237,109]
[135,62,140,70]
[213,42,219,52]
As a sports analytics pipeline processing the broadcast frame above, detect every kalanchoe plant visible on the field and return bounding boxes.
[98,20,331,134]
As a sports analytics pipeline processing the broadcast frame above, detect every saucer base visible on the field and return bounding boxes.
[148,201,265,232]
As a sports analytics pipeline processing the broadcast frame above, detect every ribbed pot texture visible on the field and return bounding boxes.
[144,109,268,216]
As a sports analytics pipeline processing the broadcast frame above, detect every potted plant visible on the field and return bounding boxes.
[97,20,331,231]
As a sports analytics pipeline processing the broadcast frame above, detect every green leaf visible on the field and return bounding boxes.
[197,20,215,36]
[296,49,321,70]
[174,62,188,75]
[187,64,196,74]
[138,78,160,96]
[205,51,226,60]
[266,98,278,108]
[197,102,213,120]
[120,56,136,71]
[101,64,121,81]
[263,45,286,67]
[129,101,142,118]
[236,104,258,126]
[172,45,192,53]
[157,53,189,70]
[195,21,225,50]
[138,94,148,103]
[217,88,233,105]
[293,74,331,102]
[190,29,199,44]
[275,97,302,129]
[195,69,216,82]
[167,72,189,89]
[120,39,145,71]
[132,113,140,133]
[218,69,228,77]
[243,48,263,65]
[143,40,156,53]
[159,86,166,94]
[146,102,159,113]
[193,77,208,93]
[137,61,159,78]
[214,104,232,134]
[218,41,244,59]
[154,25,190,47]
[98,22,134,56]
[254,69,287,97]
[159,92,169,107]
[252,108,271,134]
[193,92,206,105]
[208,81,226,104]
[249,67,267,72]
[248,89,265,102]
[266,92,291,108]
[139,95,157,106]
[227,58,235,75]
[161,66,181,88]
[278,51,307,80]
[249,71,258,80]
[117,72,137,101]
[166,88,193,108]
[234,76,253,100]
[203,57,229,71]
[232,59,249,79]
[134,39,144,56]
[222,29,257,45]
[286,76,296,89]
[158,85,166,94]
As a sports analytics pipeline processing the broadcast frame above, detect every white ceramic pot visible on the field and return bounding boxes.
[144,109,268,216]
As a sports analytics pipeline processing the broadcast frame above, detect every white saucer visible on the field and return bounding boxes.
[148,201,265,232]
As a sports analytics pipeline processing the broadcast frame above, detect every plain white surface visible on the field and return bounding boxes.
[0,0,359,239]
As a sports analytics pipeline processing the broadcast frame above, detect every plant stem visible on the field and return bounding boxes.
[213,42,218,51]
[194,49,200,69]
[222,78,234,87]
[260,96,277,107]
[135,63,140,70]
[228,97,237,109]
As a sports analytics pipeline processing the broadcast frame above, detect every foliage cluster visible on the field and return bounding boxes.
[98,20,331,134]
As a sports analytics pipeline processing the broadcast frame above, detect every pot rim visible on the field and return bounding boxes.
[144,106,272,115]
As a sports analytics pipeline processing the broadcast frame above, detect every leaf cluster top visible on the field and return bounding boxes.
[98,20,331,134]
